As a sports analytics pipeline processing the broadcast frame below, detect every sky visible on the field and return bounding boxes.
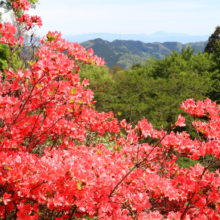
[3,0,220,37]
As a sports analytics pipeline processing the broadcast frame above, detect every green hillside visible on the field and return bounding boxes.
[81,38,207,69]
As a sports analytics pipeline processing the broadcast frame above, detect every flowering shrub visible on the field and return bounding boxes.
[0,1,220,220]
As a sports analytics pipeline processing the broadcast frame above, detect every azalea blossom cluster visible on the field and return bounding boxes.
[17,14,42,30]
[12,0,31,11]
[0,0,42,45]
[13,0,42,31]
[0,23,24,45]
[1,1,220,220]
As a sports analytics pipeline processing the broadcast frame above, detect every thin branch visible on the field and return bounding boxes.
[30,117,63,151]
[4,204,7,220]
[28,111,42,143]
[136,144,140,163]
[180,167,207,219]
[69,205,77,220]
[109,129,171,198]
[26,114,47,152]
[0,75,45,139]
[30,181,46,192]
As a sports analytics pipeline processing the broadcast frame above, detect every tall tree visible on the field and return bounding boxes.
[204,26,220,54]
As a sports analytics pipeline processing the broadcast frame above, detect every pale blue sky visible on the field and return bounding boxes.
[20,0,220,37]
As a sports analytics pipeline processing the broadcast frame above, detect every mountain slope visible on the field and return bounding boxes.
[81,39,208,69]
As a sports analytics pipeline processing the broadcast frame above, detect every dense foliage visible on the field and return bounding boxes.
[1,1,220,220]
[0,43,22,71]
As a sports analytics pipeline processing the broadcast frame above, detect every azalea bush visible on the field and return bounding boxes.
[1,1,220,220]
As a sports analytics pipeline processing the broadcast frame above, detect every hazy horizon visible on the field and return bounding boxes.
[63,31,209,37]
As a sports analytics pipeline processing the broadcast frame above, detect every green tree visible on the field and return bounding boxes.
[148,46,212,79]
[207,40,220,102]
[204,26,220,54]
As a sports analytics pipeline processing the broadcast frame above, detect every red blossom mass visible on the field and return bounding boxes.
[0,1,220,219]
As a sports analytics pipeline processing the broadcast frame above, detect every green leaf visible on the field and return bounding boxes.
[70,88,77,95]
[36,84,42,89]
[77,181,82,190]
[97,149,102,155]
[69,98,74,103]
[77,100,84,105]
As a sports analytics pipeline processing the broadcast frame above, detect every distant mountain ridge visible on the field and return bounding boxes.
[64,31,209,44]
[80,38,208,70]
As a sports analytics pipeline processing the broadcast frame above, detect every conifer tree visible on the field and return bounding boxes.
[204,26,220,54]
